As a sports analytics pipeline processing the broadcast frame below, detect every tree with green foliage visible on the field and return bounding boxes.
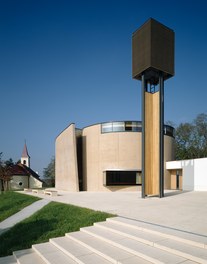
[174,113,207,160]
[43,157,55,187]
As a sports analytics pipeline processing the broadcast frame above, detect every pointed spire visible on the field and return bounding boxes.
[21,141,30,158]
[21,141,30,167]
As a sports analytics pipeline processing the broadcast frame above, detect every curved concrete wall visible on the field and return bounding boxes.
[82,124,142,191]
[55,122,175,192]
[82,123,174,191]
[55,124,79,191]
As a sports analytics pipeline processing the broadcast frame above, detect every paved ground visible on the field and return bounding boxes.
[0,199,50,235]
[21,190,207,237]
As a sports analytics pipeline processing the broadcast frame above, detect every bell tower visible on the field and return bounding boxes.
[132,18,175,198]
[21,142,30,168]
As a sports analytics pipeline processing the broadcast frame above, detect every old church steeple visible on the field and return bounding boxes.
[21,142,30,167]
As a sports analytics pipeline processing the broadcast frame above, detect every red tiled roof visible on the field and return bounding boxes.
[8,164,29,176]
[8,163,43,182]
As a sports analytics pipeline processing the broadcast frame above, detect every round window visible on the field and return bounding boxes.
[19,182,23,186]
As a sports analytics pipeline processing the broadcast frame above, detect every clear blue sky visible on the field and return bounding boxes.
[1,0,207,176]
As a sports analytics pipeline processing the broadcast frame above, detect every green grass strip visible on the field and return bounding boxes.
[0,191,40,222]
[0,201,115,257]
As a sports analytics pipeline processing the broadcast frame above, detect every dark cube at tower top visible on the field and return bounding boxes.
[132,18,174,84]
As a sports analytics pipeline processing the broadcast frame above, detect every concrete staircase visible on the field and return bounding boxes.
[1,216,207,264]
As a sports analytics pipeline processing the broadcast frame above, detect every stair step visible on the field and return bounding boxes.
[0,255,16,264]
[155,239,207,264]
[32,242,77,264]
[67,231,153,264]
[13,248,45,264]
[50,236,112,264]
[95,221,166,246]
[183,262,203,264]
[3,216,207,264]
[107,217,207,249]
[96,221,207,263]
[80,225,188,264]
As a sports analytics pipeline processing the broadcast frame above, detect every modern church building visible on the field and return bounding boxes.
[55,19,207,194]
[55,121,175,192]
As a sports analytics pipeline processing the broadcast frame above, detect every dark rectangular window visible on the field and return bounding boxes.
[104,171,141,186]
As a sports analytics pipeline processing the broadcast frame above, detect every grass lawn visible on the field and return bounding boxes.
[0,201,115,257]
[0,191,40,222]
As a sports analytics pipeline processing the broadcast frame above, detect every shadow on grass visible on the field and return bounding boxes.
[0,201,115,257]
[0,218,58,257]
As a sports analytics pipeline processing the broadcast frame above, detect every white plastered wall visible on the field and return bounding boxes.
[10,176,29,190]
[194,158,207,191]
[166,157,207,191]
[29,176,42,188]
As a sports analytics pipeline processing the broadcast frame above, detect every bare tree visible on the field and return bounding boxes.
[0,153,13,191]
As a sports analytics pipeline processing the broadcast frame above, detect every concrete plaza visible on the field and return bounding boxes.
[1,190,207,264]
[26,190,207,237]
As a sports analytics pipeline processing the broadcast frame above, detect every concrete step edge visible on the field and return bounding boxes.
[79,228,164,264]
[86,224,207,264]
[94,222,155,247]
[81,225,207,264]
[32,243,52,264]
[13,248,46,264]
[0,255,17,264]
[49,237,86,264]
[32,242,78,264]
[154,242,207,264]
[66,232,118,264]
[107,217,206,249]
[50,237,115,264]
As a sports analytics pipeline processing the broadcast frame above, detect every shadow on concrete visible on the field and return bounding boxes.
[164,190,191,197]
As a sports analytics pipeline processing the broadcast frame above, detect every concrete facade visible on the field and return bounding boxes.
[166,157,207,191]
[82,124,142,192]
[55,123,80,191]
[55,121,175,192]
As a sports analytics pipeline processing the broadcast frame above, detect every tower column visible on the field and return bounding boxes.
[132,18,174,198]
[141,74,146,198]
[159,74,164,198]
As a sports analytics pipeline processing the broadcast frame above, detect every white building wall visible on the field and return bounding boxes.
[166,160,194,190]
[166,157,207,191]
[194,158,207,191]
[29,176,42,189]
[166,160,182,170]
[181,159,194,191]
[10,176,29,190]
